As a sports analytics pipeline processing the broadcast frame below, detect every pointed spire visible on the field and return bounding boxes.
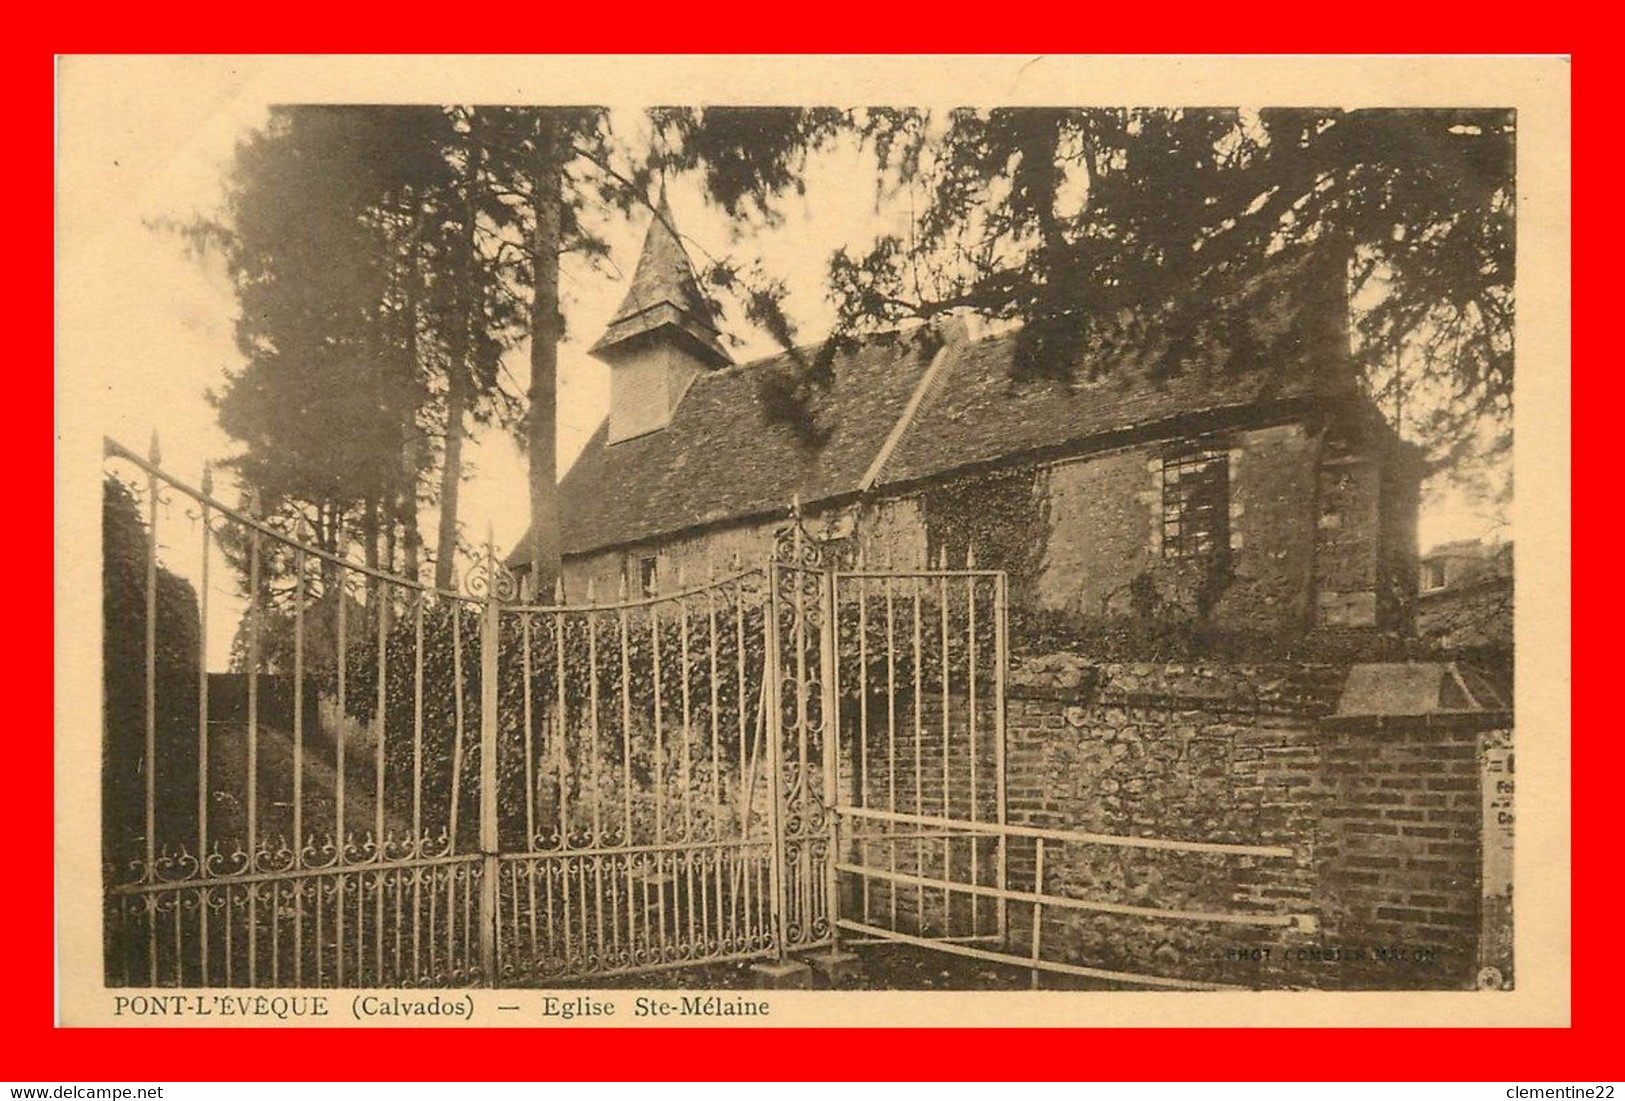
[589,193,732,368]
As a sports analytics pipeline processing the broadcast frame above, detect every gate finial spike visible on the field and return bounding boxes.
[585,578,597,605]
[966,544,976,568]
[553,576,565,605]
[246,485,262,518]
[617,573,628,601]
[675,563,686,588]
[200,462,213,496]
[148,429,161,465]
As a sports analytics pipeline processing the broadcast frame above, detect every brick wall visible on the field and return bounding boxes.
[1314,714,1494,989]
[998,654,1508,990]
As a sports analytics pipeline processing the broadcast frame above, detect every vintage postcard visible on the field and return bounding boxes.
[54,54,1571,1027]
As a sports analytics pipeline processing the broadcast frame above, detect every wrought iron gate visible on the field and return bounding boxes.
[487,558,779,981]
[104,437,1303,991]
[823,556,1313,992]
[102,439,857,988]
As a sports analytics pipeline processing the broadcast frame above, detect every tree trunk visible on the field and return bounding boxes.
[361,495,381,613]
[401,202,425,584]
[401,453,422,580]
[526,112,564,593]
[436,121,481,592]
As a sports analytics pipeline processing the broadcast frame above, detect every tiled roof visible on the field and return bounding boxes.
[878,248,1354,486]
[516,245,1358,562]
[533,329,939,559]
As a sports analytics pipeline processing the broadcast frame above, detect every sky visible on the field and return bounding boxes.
[72,93,1506,669]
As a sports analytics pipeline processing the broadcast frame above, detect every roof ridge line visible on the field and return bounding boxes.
[856,321,965,494]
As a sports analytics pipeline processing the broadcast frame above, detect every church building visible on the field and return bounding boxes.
[511,199,1422,652]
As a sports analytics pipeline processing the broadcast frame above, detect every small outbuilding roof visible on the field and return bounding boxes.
[1332,662,1510,719]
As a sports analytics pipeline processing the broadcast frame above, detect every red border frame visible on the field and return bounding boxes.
[31,26,1595,1081]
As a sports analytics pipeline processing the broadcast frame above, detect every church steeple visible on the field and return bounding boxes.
[591,192,732,444]
[590,189,732,369]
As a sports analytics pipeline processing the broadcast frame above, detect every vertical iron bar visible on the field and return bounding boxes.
[291,535,305,985]
[967,566,979,931]
[706,569,722,946]
[650,598,667,953]
[679,579,696,951]
[223,887,233,987]
[552,606,570,964]
[938,560,952,933]
[522,613,536,848]
[412,593,424,981]
[821,564,840,950]
[618,596,635,955]
[315,877,324,986]
[374,576,387,984]
[172,893,182,986]
[582,595,599,961]
[375,583,388,854]
[554,605,569,849]
[196,469,212,985]
[856,569,870,923]
[196,469,211,868]
[478,544,500,984]
[732,577,750,946]
[912,574,924,932]
[270,879,280,986]
[336,870,345,988]
[1030,837,1045,990]
[246,494,261,986]
[885,576,897,931]
[337,575,348,856]
[618,600,633,848]
[426,866,436,980]
[142,437,158,922]
[792,559,809,945]
[521,616,536,968]
[764,561,788,960]
[449,601,464,851]
[994,572,1009,944]
[393,867,403,983]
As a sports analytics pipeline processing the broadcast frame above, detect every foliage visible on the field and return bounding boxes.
[699,107,1512,495]
[186,106,531,590]
[102,477,202,874]
[920,466,1049,595]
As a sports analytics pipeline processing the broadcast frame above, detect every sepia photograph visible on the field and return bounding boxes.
[55,55,1568,1030]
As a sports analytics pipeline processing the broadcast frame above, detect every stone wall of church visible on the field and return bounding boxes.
[558,414,1411,657]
